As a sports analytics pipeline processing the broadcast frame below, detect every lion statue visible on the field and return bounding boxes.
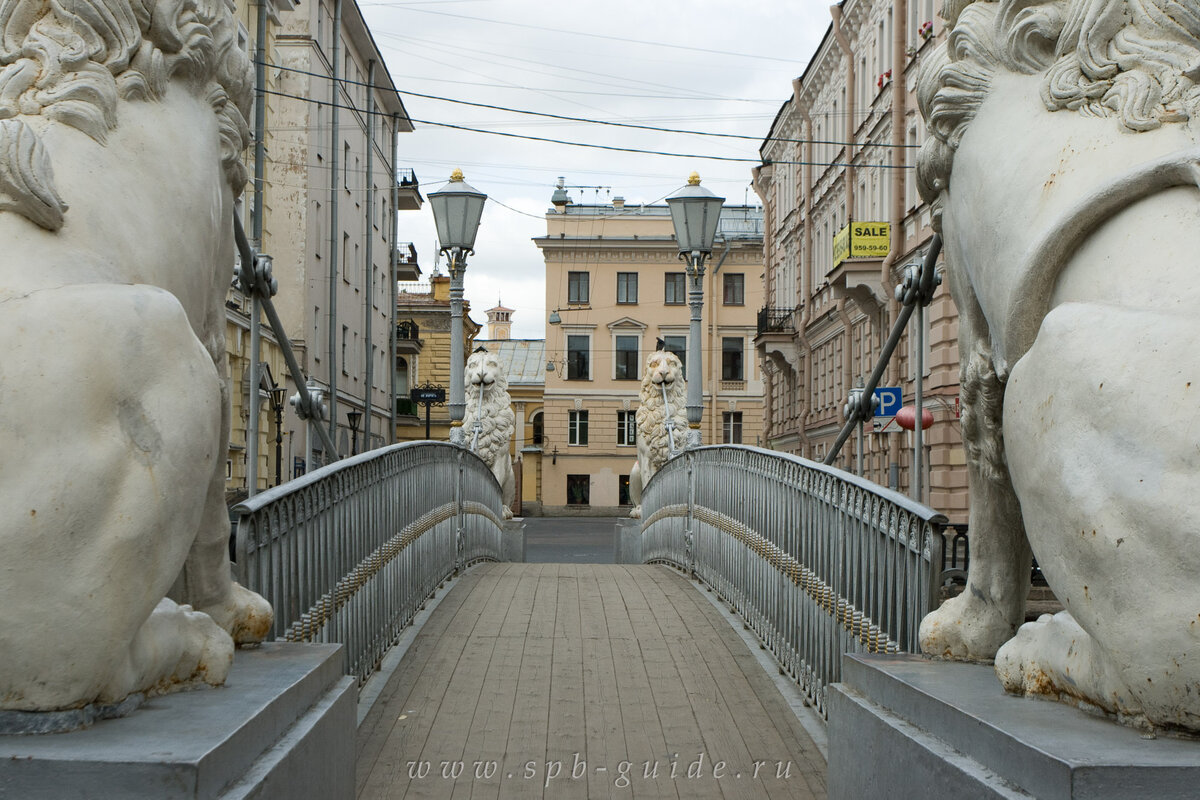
[629,350,687,519]
[463,348,516,519]
[916,0,1200,730]
[0,0,271,714]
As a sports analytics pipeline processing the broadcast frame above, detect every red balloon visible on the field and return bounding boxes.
[895,405,935,430]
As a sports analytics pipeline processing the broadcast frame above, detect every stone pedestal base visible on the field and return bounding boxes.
[829,653,1200,800]
[614,518,642,563]
[502,518,526,562]
[0,642,355,800]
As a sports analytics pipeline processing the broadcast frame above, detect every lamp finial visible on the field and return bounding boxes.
[450,168,464,182]
[687,171,701,186]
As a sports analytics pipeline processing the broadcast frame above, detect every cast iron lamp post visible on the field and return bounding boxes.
[428,169,487,446]
[666,172,724,449]
[347,408,361,455]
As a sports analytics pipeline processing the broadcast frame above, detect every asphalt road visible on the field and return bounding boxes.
[521,516,622,563]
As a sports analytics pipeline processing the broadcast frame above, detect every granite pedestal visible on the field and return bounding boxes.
[829,653,1200,799]
[614,518,642,563]
[0,642,355,799]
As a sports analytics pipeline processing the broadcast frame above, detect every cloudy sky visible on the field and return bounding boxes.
[359,0,832,338]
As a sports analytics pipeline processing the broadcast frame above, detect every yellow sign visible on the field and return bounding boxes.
[833,221,890,266]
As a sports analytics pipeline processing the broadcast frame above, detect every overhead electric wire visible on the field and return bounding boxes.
[260,87,913,169]
[360,3,805,65]
[261,60,918,150]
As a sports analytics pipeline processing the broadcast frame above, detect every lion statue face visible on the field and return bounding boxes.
[466,349,507,392]
[644,351,683,392]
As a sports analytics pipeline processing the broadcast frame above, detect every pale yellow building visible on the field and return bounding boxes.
[394,274,481,443]
[752,0,967,522]
[535,189,765,515]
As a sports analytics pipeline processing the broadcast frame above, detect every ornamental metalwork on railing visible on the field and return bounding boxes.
[638,445,945,718]
[756,306,798,336]
[232,441,507,684]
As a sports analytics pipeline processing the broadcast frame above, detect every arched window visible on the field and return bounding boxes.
[531,410,544,445]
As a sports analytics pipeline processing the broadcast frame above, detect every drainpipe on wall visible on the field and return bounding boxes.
[708,242,732,445]
[794,79,815,457]
[327,0,342,454]
[884,0,909,491]
[389,112,399,443]
[830,5,856,219]
[363,59,375,450]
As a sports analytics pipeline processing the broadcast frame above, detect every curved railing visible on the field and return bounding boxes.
[638,445,945,717]
[233,441,507,683]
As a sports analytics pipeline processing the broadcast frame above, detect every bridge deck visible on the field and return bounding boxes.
[356,563,826,799]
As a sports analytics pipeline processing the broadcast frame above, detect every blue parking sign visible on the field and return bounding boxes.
[874,387,902,417]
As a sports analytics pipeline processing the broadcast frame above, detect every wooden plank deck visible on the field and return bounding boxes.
[357,563,827,799]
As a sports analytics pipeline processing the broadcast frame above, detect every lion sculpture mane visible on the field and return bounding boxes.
[0,0,271,714]
[629,350,687,519]
[463,348,516,519]
[916,0,1200,730]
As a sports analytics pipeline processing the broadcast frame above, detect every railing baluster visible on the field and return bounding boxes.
[636,444,946,718]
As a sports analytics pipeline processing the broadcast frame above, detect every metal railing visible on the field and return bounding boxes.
[638,445,945,717]
[756,306,798,336]
[232,441,507,684]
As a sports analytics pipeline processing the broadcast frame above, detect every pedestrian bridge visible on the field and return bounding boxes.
[355,562,827,798]
[233,442,948,798]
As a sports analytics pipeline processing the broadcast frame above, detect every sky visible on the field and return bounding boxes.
[358,0,833,338]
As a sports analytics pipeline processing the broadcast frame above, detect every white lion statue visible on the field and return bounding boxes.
[916,0,1200,730]
[629,350,688,518]
[0,0,271,714]
[463,348,516,519]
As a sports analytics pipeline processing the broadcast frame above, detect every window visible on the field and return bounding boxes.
[662,335,686,372]
[723,273,745,305]
[567,335,590,380]
[723,412,743,444]
[617,411,637,446]
[343,142,350,191]
[531,411,543,445]
[341,325,349,374]
[617,272,638,304]
[615,335,639,380]
[618,474,632,506]
[567,474,589,505]
[664,272,686,304]
[568,271,589,304]
[722,337,744,381]
[568,410,589,445]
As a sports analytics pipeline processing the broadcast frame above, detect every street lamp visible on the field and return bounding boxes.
[666,172,724,449]
[268,386,287,486]
[429,169,487,446]
[347,408,361,455]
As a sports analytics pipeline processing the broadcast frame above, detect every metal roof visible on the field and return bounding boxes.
[474,339,546,386]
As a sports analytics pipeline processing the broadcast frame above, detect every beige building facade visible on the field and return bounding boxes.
[753,0,967,521]
[262,0,421,472]
[535,189,765,515]
[394,275,481,443]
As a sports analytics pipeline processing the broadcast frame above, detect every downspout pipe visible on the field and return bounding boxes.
[247,0,269,496]
[363,59,375,451]
[327,0,341,455]
[885,0,909,490]
[794,79,815,455]
[389,114,399,443]
[707,241,732,445]
[830,5,856,218]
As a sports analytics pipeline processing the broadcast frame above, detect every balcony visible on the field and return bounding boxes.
[828,221,889,314]
[754,306,799,375]
[396,319,422,355]
[395,242,420,282]
[396,168,422,211]
[395,397,418,417]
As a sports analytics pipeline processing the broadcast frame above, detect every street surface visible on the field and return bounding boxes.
[522,516,620,563]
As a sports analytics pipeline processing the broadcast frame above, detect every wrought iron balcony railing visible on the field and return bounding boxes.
[756,306,797,336]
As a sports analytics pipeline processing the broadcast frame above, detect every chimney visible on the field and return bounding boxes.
[612,196,625,210]
[551,176,570,211]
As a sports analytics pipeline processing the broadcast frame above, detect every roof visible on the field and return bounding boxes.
[474,339,546,386]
